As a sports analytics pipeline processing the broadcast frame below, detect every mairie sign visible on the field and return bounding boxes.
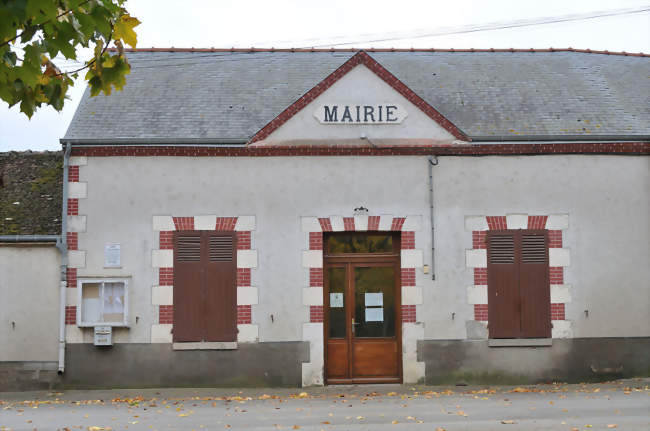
[314,103,407,124]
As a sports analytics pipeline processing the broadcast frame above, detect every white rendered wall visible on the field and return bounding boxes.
[0,245,60,361]
[76,154,649,346]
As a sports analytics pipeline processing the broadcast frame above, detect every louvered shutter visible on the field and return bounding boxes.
[204,233,237,342]
[519,232,551,338]
[487,232,520,338]
[173,233,204,342]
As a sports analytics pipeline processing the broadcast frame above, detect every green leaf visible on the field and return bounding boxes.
[0,0,139,117]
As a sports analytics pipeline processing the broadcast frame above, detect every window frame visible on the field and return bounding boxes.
[76,277,130,327]
[486,229,551,340]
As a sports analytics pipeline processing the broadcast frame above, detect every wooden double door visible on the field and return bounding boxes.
[324,235,401,384]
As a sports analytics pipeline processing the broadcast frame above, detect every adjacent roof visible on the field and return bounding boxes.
[63,48,650,143]
[0,151,62,235]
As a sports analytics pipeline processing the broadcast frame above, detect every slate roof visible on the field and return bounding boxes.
[63,49,650,143]
[0,151,62,235]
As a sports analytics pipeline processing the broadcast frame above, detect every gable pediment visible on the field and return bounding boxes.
[250,51,468,146]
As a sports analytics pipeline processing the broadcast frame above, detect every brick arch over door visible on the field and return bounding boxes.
[300,214,426,386]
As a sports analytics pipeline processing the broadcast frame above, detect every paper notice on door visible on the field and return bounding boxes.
[365,292,383,307]
[365,307,384,322]
[330,292,344,308]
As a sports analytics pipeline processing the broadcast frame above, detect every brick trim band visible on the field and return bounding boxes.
[71,142,649,157]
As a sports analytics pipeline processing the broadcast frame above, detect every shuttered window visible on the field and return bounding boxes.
[487,230,550,339]
[173,231,237,342]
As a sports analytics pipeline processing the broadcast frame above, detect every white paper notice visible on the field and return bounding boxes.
[105,243,121,267]
[365,292,383,307]
[365,307,384,322]
[330,292,344,308]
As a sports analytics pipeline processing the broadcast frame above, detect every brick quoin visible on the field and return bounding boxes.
[472,231,486,249]
[368,216,380,231]
[237,305,252,324]
[172,217,194,230]
[548,230,563,248]
[390,217,406,231]
[486,216,506,230]
[310,305,324,323]
[68,165,79,182]
[528,215,548,229]
[549,267,564,284]
[318,218,333,232]
[67,198,78,215]
[474,304,488,321]
[215,217,237,231]
[65,306,76,324]
[71,142,650,158]
[550,303,566,320]
[401,268,416,286]
[402,305,416,323]
[159,305,173,324]
[159,267,174,286]
[66,268,77,288]
[236,231,251,249]
[309,268,324,287]
[474,268,487,285]
[159,231,173,249]
[401,231,415,249]
[343,217,355,231]
[309,232,323,250]
[236,268,251,286]
[67,232,78,250]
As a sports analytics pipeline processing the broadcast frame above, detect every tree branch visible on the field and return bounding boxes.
[0,0,93,48]
[53,27,114,78]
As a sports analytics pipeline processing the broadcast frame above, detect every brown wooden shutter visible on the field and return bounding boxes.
[204,233,237,342]
[519,231,551,338]
[487,232,520,338]
[173,233,203,342]
[173,231,238,343]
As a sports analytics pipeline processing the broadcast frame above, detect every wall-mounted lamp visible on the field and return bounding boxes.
[354,207,369,215]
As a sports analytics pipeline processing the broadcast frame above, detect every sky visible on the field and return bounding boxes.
[1,0,649,151]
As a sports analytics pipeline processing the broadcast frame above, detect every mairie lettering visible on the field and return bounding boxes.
[318,104,405,124]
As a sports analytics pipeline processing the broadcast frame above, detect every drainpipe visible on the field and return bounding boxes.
[57,143,72,374]
[427,155,438,280]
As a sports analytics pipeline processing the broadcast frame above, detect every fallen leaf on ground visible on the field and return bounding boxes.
[607,425,617,429]
[292,426,300,430]
[500,420,516,424]
[391,420,398,424]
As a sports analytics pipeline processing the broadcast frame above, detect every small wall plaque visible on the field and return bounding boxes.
[104,243,121,267]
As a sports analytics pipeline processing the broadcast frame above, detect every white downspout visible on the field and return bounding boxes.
[57,142,71,374]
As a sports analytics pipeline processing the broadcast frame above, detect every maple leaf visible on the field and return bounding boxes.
[112,14,141,48]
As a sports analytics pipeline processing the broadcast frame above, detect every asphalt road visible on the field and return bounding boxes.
[1,379,648,431]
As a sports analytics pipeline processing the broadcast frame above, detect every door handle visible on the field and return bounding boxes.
[351,318,359,335]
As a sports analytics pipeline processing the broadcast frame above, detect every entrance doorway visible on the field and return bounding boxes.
[324,233,402,384]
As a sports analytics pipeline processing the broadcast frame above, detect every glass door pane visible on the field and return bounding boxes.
[353,266,395,338]
[328,267,347,338]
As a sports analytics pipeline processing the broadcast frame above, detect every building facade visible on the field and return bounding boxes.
[2,48,649,389]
